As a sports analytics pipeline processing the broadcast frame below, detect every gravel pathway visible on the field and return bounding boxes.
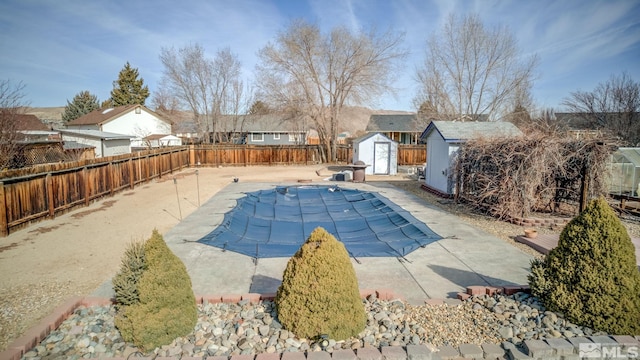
[22,293,603,359]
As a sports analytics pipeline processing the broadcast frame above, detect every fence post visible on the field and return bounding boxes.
[189,145,195,167]
[108,162,114,196]
[168,150,173,174]
[128,158,134,189]
[46,173,55,218]
[144,156,149,181]
[83,167,90,206]
[0,182,7,237]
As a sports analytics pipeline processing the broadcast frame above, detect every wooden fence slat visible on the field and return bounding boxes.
[46,173,55,218]
[83,167,90,206]
[0,182,7,237]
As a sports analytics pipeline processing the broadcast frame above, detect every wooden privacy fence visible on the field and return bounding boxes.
[190,144,323,166]
[0,144,425,236]
[397,145,426,165]
[0,147,189,236]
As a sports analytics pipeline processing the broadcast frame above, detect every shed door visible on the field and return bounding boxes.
[373,142,390,174]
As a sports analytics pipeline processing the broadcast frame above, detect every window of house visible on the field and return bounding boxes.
[289,134,301,142]
[252,133,264,142]
[273,133,280,140]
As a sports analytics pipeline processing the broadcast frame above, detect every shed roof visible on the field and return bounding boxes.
[59,129,134,140]
[352,132,396,145]
[63,141,95,150]
[420,120,522,143]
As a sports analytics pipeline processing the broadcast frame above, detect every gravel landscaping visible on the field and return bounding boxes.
[22,292,606,359]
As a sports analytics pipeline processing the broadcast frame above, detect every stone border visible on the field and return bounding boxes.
[3,287,640,360]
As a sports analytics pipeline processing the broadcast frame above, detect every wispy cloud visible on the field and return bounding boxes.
[0,0,637,110]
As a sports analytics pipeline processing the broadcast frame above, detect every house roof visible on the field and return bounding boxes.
[352,132,396,145]
[420,120,523,143]
[59,129,134,140]
[366,114,422,132]
[222,114,308,133]
[66,105,173,127]
[14,114,49,131]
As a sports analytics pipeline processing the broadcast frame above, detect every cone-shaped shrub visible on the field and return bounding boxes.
[276,227,366,340]
[114,230,198,351]
[529,197,640,335]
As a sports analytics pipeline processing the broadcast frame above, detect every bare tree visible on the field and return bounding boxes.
[0,79,29,169]
[151,85,181,115]
[157,44,243,143]
[256,20,407,162]
[561,72,640,145]
[210,48,242,142]
[415,14,538,121]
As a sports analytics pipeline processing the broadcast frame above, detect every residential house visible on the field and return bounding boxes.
[66,105,174,146]
[420,120,522,195]
[366,114,425,145]
[235,114,308,145]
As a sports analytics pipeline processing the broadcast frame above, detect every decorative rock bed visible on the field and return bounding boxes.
[7,286,636,360]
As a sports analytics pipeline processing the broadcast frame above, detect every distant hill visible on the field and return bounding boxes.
[25,106,414,135]
[26,107,65,128]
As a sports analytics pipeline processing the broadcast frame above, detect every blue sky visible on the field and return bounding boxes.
[1,0,639,112]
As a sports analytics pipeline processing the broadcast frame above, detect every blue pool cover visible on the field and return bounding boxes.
[197,185,442,258]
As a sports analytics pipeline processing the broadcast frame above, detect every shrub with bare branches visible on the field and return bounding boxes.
[453,133,615,220]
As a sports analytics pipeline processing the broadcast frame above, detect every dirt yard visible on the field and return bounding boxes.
[0,165,335,351]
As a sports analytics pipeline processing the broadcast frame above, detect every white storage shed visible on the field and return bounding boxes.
[352,132,398,175]
[420,121,522,195]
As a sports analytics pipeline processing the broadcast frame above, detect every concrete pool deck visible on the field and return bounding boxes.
[102,179,533,305]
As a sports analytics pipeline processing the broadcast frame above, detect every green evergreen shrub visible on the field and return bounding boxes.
[275,227,366,340]
[112,240,146,308]
[114,230,198,351]
[528,197,640,335]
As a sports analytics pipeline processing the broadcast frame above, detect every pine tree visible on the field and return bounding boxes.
[62,90,100,122]
[107,62,150,107]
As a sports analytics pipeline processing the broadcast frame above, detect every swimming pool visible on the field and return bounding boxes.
[197,185,442,258]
